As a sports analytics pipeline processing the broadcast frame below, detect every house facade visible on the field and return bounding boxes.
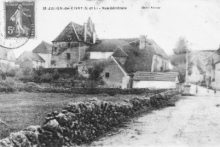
[0,47,17,67]
[188,65,204,83]
[204,48,220,89]
[51,17,97,68]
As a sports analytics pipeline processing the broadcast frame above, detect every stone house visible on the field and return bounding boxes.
[188,65,204,84]
[50,17,170,88]
[32,41,52,68]
[204,48,220,89]
[51,17,97,68]
[80,36,170,88]
[16,51,45,68]
[0,47,17,67]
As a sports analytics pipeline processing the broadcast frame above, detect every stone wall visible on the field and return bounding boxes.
[0,89,181,147]
[30,87,168,95]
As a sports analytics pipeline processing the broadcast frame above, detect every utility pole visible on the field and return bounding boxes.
[185,50,188,84]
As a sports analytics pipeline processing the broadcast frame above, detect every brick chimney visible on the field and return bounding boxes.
[139,35,146,50]
[84,23,87,42]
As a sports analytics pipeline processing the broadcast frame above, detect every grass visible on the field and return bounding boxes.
[0,92,145,139]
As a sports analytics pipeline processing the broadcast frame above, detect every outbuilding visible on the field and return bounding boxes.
[132,72,179,89]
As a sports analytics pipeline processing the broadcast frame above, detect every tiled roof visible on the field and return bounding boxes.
[17,51,45,63]
[89,39,130,52]
[149,39,169,59]
[112,47,128,57]
[80,57,128,75]
[133,71,179,82]
[52,22,84,42]
[88,38,168,73]
[52,18,97,44]
[32,41,52,54]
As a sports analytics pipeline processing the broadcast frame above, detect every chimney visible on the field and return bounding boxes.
[84,23,87,42]
[139,35,146,49]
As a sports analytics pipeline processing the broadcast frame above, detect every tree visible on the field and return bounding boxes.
[170,37,191,83]
[87,61,106,87]
[173,37,189,54]
[88,63,105,81]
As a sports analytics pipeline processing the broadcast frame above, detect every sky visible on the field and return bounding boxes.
[0,0,220,57]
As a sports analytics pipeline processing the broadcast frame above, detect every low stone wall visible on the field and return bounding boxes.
[0,89,181,147]
[38,87,168,95]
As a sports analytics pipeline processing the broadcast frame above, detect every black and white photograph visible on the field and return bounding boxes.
[0,0,220,146]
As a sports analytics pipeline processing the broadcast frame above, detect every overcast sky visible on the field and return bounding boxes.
[1,0,220,57]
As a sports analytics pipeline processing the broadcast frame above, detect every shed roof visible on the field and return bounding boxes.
[133,71,179,82]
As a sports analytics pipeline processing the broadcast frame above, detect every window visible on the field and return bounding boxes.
[53,47,57,52]
[51,60,56,66]
[66,53,71,59]
[105,72,110,78]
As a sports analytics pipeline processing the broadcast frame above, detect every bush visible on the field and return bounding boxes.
[40,73,52,83]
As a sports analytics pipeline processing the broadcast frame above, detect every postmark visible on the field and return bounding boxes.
[0,0,35,49]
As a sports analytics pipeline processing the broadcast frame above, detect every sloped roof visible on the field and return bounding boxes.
[17,51,45,63]
[88,38,168,73]
[88,38,168,59]
[89,39,129,52]
[133,71,179,82]
[32,41,52,54]
[149,39,169,59]
[80,57,128,75]
[52,18,97,43]
[0,47,16,61]
[52,22,84,42]
[112,47,128,57]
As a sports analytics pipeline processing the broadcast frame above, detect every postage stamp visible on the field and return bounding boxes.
[5,1,35,38]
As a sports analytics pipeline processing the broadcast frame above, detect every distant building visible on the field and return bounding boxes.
[0,47,17,67]
[32,41,52,68]
[204,48,220,89]
[16,51,45,68]
[188,65,205,83]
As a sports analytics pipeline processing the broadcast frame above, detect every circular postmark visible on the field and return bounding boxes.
[0,1,35,49]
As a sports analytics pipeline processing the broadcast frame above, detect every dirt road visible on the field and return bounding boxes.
[90,86,220,147]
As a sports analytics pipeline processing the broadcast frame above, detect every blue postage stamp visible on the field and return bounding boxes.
[5,1,35,38]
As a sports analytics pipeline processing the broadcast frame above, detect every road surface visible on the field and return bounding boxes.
[90,85,220,147]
